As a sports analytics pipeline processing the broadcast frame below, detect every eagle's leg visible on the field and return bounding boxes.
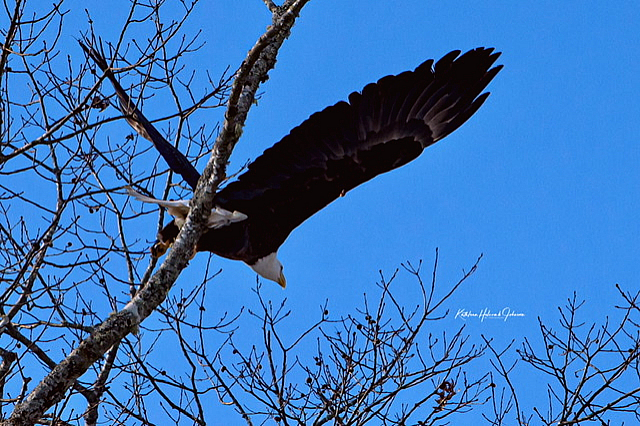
[151,239,173,258]
[150,237,199,260]
[151,220,180,258]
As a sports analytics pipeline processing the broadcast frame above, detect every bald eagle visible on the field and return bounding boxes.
[99,46,502,287]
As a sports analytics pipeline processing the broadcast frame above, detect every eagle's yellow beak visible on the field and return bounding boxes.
[277,272,287,289]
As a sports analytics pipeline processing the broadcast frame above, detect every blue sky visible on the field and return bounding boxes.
[194,1,639,419]
[207,0,640,417]
[191,1,640,324]
[51,0,640,422]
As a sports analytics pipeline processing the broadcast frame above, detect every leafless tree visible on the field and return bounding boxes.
[0,0,302,423]
[184,255,494,426]
[1,1,639,425]
[484,285,640,425]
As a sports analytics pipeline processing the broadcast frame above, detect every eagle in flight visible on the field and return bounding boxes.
[83,43,502,288]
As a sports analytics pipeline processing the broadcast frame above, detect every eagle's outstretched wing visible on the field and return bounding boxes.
[206,48,502,256]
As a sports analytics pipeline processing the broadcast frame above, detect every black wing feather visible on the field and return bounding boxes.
[212,48,502,258]
[79,39,201,190]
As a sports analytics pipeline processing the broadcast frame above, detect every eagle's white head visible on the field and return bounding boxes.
[249,252,286,288]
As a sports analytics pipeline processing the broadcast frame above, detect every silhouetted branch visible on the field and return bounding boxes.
[486,287,640,425]
[1,1,313,424]
[192,255,492,425]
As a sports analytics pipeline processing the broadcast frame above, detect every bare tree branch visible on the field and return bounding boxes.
[2,1,312,424]
[1,2,638,425]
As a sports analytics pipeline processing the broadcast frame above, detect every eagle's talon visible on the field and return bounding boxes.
[151,240,172,258]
